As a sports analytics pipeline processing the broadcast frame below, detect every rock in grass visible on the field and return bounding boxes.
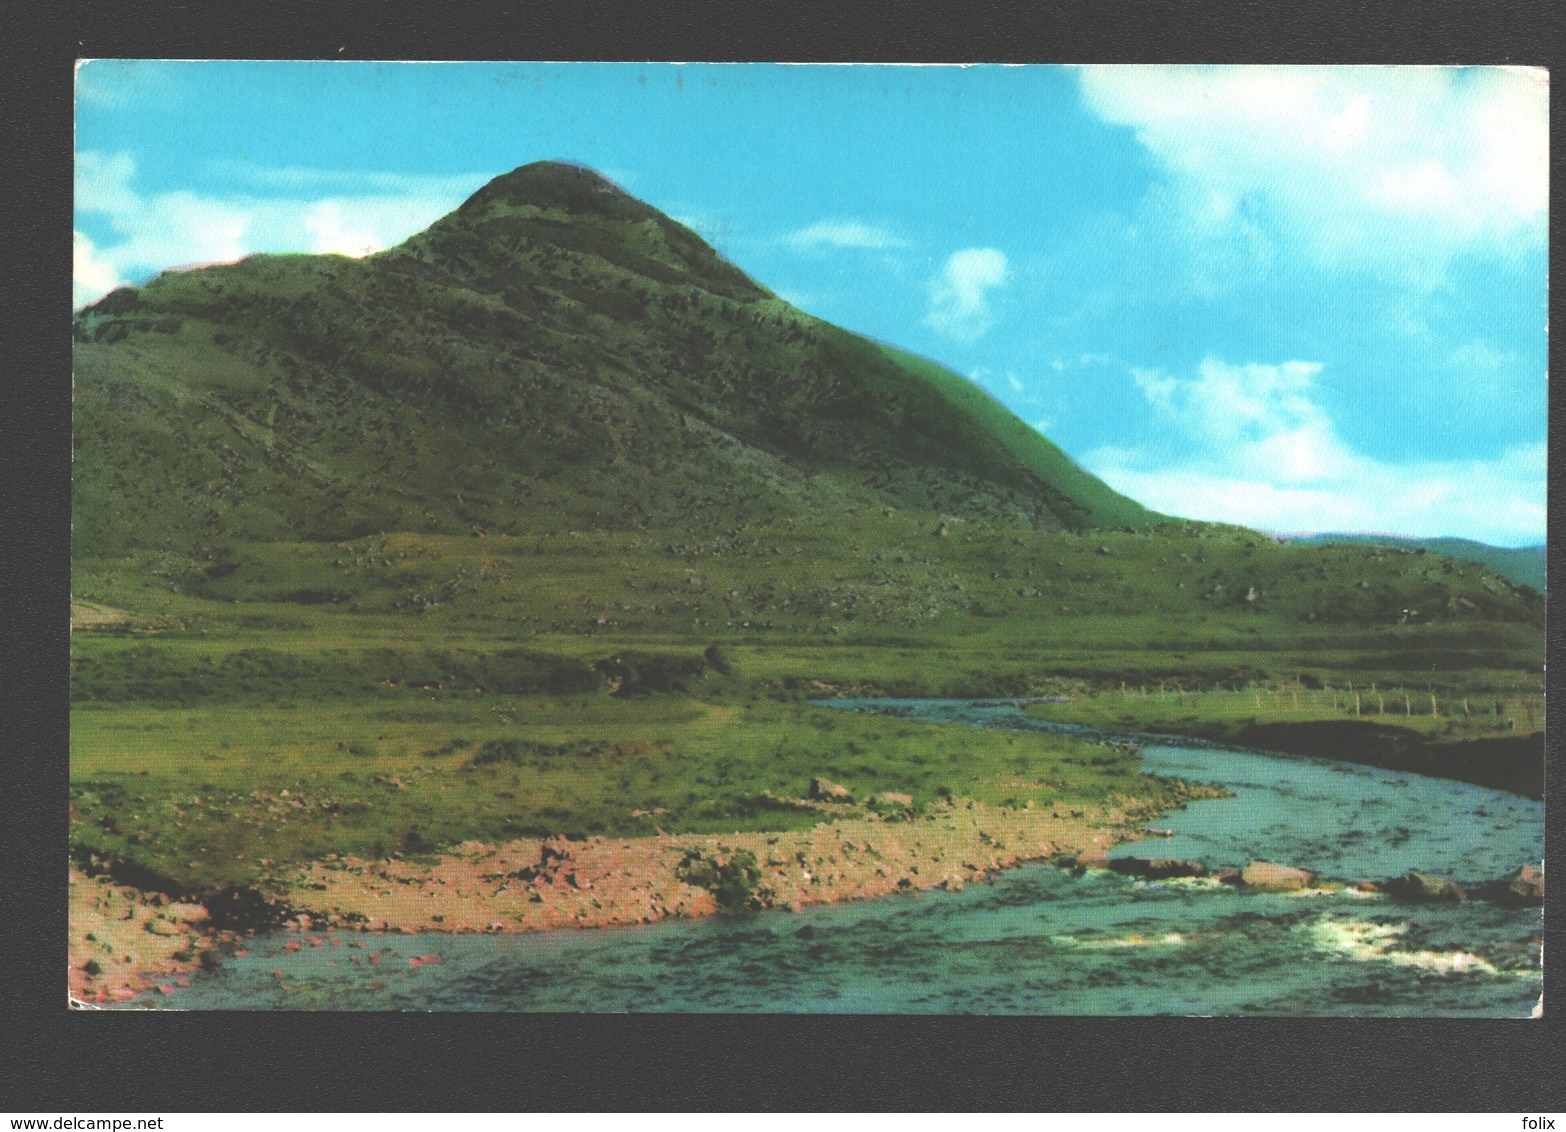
[1239,860,1314,892]
[1382,870,1467,903]
[809,777,854,802]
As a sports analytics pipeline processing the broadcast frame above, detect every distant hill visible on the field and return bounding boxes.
[1286,534,1545,595]
[72,161,1158,556]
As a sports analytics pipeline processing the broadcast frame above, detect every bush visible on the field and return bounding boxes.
[674,847,768,913]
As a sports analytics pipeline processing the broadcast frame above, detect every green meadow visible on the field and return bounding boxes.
[71,518,1544,900]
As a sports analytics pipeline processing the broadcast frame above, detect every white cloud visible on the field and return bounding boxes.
[73,230,121,309]
[73,151,482,308]
[1077,65,1548,279]
[784,219,910,252]
[303,201,385,258]
[925,247,1010,341]
[205,161,491,199]
[1084,357,1546,545]
[298,195,481,259]
[1450,339,1520,373]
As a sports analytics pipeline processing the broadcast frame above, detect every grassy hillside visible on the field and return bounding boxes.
[73,162,1156,559]
[1289,534,1545,595]
[877,344,1158,529]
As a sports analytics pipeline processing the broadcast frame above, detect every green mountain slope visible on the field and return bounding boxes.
[72,161,1157,557]
[877,344,1153,529]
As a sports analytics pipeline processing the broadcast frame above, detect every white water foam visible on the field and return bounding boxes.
[1309,917,1529,977]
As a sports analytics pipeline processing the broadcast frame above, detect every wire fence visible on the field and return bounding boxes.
[1104,681,1544,732]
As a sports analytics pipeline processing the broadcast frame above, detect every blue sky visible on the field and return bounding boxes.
[75,62,1548,545]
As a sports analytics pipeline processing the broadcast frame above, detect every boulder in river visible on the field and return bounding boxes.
[1239,861,1314,892]
[1109,857,1207,879]
[809,777,854,802]
[1475,865,1543,907]
[1383,871,1467,903]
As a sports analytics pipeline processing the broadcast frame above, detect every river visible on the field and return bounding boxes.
[118,699,1544,1015]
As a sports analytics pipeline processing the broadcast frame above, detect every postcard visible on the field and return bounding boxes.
[70,61,1545,1015]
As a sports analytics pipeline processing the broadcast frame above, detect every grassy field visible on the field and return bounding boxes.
[70,518,1545,902]
[71,688,1194,898]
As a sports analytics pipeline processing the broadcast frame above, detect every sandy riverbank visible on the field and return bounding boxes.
[70,784,1222,1000]
[282,790,1215,935]
[68,869,226,1004]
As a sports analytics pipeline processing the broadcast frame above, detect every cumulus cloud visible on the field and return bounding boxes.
[1084,358,1546,546]
[784,219,910,252]
[925,247,1010,341]
[1076,65,1548,279]
[206,161,488,200]
[73,230,121,310]
[73,151,485,308]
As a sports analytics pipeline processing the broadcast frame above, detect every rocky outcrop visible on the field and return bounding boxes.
[1382,871,1467,903]
[1238,860,1314,891]
[1475,865,1543,907]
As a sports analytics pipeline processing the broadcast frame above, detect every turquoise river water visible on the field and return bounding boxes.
[118,699,1544,1014]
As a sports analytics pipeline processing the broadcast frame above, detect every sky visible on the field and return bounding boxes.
[74,62,1549,546]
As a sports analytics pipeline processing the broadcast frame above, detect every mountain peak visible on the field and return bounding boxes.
[457,161,655,222]
[396,159,770,304]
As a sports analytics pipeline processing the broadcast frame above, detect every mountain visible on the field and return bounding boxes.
[1286,534,1545,595]
[72,161,1157,557]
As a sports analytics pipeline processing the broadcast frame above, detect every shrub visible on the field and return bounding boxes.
[674,847,768,913]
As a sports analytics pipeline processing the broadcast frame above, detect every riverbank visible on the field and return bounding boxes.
[1024,700,1544,799]
[282,788,1222,935]
[73,782,1224,999]
[68,868,223,1004]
